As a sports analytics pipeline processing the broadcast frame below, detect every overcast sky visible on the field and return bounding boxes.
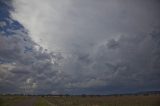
[0,0,160,95]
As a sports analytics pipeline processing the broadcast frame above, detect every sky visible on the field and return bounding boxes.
[0,0,160,95]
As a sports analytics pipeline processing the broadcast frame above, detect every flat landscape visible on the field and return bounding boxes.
[0,95,160,106]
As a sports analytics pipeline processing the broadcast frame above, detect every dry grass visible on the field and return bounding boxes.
[0,95,159,106]
[44,95,160,106]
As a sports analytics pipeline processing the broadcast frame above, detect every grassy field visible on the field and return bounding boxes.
[34,97,50,106]
[0,96,29,106]
[0,95,160,106]
[45,95,160,106]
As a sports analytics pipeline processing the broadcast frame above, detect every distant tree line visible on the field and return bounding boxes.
[0,91,160,97]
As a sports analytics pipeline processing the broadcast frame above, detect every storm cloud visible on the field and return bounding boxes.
[0,0,160,94]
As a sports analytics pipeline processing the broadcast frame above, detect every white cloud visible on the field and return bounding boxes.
[26,78,32,84]
[11,0,160,53]
[12,0,73,51]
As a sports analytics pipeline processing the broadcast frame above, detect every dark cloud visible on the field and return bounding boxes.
[61,30,160,93]
[0,17,63,94]
[0,0,160,94]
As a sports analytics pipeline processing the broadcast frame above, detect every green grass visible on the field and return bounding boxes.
[0,96,28,106]
[35,97,50,106]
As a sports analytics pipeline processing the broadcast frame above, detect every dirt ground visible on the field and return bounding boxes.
[13,97,37,106]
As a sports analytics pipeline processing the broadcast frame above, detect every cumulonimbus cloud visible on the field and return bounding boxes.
[0,0,160,94]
